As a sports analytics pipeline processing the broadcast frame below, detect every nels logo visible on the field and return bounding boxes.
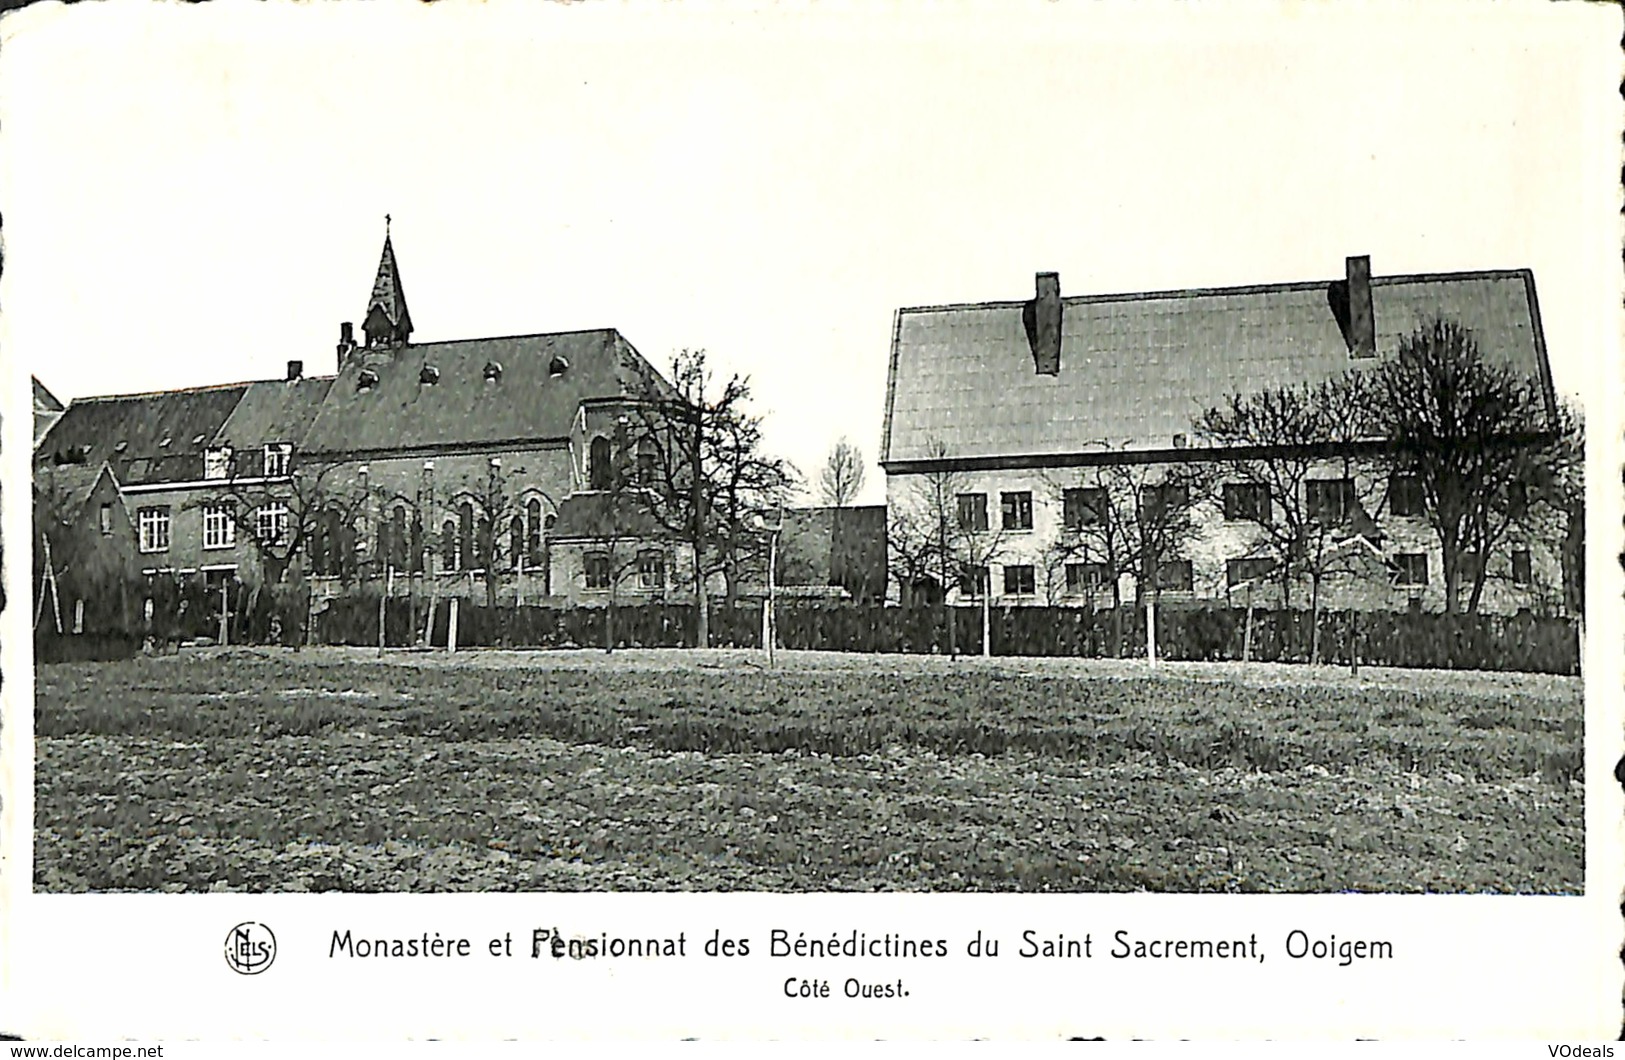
[225,922,277,975]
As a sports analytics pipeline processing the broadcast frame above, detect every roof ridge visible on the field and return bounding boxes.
[69,382,254,403]
[896,267,1534,316]
[378,326,623,351]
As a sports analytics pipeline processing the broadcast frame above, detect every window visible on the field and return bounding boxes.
[263,443,292,478]
[1154,560,1194,592]
[1458,551,1482,585]
[508,515,525,571]
[1388,473,1423,517]
[256,502,289,546]
[1222,483,1271,523]
[638,550,665,589]
[137,507,170,553]
[1141,483,1190,522]
[1306,478,1356,523]
[1226,557,1276,588]
[1393,553,1429,586]
[440,518,459,572]
[636,446,657,488]
[1065,561,1109,594]
[1000,491,1033,531]
[956,493,988,532]
[1003,564,1036,596]
[589,436,613,491]
[390,506,410,569]
[202,504,236,550]
[1062,487,1105,530]
[458,501,475,572]
[584,552,612,590]
[204,446,232,481]
[1508,481,1529,521]
[526,498,544,567]
[958,564,989,598]
[1511,549,1532,586]
[99,503,113,536]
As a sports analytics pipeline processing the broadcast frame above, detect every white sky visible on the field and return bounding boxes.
[1,1,1618,508]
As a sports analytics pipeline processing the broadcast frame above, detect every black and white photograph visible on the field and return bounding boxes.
[2,0,1618,1041]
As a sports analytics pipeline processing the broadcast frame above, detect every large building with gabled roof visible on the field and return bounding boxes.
[34,223,688,614]
[880,256,1566,615]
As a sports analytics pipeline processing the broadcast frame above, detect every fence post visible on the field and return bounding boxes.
[379,566,392,657]
[1146,596,1158,667]
[448,596,459,654]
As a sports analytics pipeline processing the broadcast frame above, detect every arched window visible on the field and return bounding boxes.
[636,441,657,487]
[458,500,474,572]
[391,505,409,569]
[440,518,458,572]
[509,515,525,570]
[590,436,613,491]
[476,514,491,571]
[526,498,543,567]
[410,509,424,573]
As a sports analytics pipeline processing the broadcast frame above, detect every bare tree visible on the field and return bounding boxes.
[626,348,798,644]
[1363,318,1556,613]
[818,437,867,507]
[1196,375,1385,656]
[1044,450,1215,656]
[886,440,1010,657]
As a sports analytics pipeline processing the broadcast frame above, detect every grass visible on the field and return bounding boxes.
[33,647,1584,894]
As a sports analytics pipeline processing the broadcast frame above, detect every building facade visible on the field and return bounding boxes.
[880,257,1566,615]
[34,225,689,615]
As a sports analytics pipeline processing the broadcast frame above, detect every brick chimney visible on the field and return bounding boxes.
[1346,255,1375,359]
[1022,272,1062,376]
[337,321,357,364]
[286,359,303,381]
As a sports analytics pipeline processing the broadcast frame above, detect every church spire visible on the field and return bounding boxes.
[362,215,413,348]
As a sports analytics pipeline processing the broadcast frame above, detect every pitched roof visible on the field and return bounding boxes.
[32,376,62,413]
[33,376,64,447]
[215,377,335,451]
[882,267,1555,465]
[37,384,250,485]
[548,490,669,542]
[300,328,674,456]
[33,461,116,516]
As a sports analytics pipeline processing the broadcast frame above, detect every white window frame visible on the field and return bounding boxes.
[137,507,171,553]
[202,504,236,550]
[256,501,290,546]
[263,443,292,478]
[204,446,233,481]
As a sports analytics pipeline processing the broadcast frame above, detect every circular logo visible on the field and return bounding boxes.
[225,922,277,975]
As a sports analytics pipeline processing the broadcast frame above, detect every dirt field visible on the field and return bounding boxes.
[33,646,1584,893]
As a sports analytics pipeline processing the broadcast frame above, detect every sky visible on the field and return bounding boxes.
[1,1,1618,508]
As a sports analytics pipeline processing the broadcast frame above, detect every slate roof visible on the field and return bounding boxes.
[215,377,335,452]
[301,328,674,456]
[33,376,64,446]
[34,462,116,517]
[882,267,1555,465]
[32,376,62,413]
[37,384,251,485]
[549,491,670,542]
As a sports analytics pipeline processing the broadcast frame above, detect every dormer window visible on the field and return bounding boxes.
[204,445,232,481]
[357,369,379,393]
[483,361,503,383]
[263,443,292,478]
[549,355,569,378]
[420,364,440,385]
[113,441,128,454]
